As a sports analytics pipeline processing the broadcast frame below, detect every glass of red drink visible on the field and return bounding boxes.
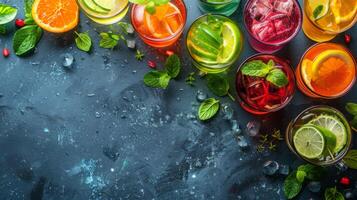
[236,54,296,115]
[243,0,302,53]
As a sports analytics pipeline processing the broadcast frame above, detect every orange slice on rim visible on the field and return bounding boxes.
[32,0,79,33]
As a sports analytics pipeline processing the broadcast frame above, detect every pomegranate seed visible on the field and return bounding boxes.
[148,60,156,69]
[165,50,174,56]
[340,177,350,186]
[2,48,10,57]
[15,19,25,28]
[344,34,351,44]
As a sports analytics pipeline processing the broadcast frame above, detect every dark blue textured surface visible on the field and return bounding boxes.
[0,0,356,199]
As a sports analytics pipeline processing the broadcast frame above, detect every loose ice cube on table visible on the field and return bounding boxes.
[273,0,294,15]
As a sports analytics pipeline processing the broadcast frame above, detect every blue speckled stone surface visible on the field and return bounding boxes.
[0,0,356,199]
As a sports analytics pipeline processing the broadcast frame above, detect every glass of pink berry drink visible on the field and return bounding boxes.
[236,54,296,115]
[243,0,302,53]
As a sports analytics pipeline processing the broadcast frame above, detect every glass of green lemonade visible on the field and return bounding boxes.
[198,0,241,16]
[77,0,129,25]
[186,14,243,73]
[286,106,352,166]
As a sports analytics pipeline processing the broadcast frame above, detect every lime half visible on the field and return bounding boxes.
[309,115,347,153]
[217,21,240,63]
[293,125,325,159]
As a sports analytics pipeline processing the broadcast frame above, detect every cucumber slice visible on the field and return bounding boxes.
[82,0,110,14]
[93,0,115,11]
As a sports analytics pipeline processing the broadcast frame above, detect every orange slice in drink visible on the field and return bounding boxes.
[330,0,357,24]
[301,59,314,89]
[32,0,79,33]
[311,50,355,95]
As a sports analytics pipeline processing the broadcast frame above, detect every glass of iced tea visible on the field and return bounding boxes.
[296,43,356,99]
[235,54,295,115]
[286,106,352,166]
[243,0,302,53]
[198,0,241,16]
[302,0,357,42]
[131,0,187,48]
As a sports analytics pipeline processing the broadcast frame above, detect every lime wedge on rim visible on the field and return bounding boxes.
[309,115,347,153]
[217,21,240,63]
[308,0,330,20]
[293,125,325,159]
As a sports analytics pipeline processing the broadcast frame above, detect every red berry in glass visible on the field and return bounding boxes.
[236,55,295,114]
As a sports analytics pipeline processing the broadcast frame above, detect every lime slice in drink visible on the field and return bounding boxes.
[93,0,114,11]
[309,115,347,153]
[293,125,325,159]
[217,21,240,64]
[82,0,110,14]
[308,0,330,20]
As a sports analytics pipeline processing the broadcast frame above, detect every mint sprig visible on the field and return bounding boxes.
[325,187,344,200]
[0,4,18,25]
[345,102,357,131]
[75,31,92,52]
[198,98,220,121]
[343,150,357,169]
[13,25,42,56]
[129,0,170,14]
[283,164,325,199]
[143,54,181,89]
[241,59,289,88]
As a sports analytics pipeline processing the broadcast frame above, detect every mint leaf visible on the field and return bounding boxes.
[325,187,344,200]
[24,0,35,25]
[0,4,18,25]
[165,54,181,78]
[198,98,220,121]
[0,24,5,34]
[241,60,272,77]
[297,164,325,181]
[296,170,306,183]
[313,5,323,19]
[75,32,92,52]
[346,103,357,115]
[145,1,156,14]
[351,116,357,131]
[343,150,357,169]
[206,74,229,97]
[144,71,171,89]
[99,32,119,49]
[266,68,288,88]
[13,25,42,56]
[284,171,302,199]
[267,59,275,67]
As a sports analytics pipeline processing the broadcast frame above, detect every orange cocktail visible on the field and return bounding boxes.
[296,43,356,99]
[131,0,187,48]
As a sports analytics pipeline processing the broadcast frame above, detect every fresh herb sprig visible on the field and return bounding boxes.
[99,22,133,49]
[135,49,145,61]
[143,54,180,89]
[205,73,235,101]
[241,59,289,88]
[325,187,344,200]
[0,3,18,34]
[198,98,220,121]
[257,129,283,152]
[283,164,325,199]
[185,72,196,86]
[129,0,170,14]
[75,31,92,52]
[345,102,357,131]
[343,149,357,169]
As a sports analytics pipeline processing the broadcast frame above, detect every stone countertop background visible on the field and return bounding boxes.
[0,0,356,199]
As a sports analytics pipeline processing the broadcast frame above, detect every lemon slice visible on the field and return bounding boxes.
[311,50,354,79]
[309,115,347,153]
[308,0,330,20]
[330,0,357,24]
[217,21,240,63]
[293,125,325,159]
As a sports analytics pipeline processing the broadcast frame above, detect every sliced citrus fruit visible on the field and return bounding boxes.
[32,0,79,33]
[293,125,325,159]
[301,59,314,90]
[308,0,330,20]
[309,115,347,153]
[217,21,240,63]
[330,0,357,24]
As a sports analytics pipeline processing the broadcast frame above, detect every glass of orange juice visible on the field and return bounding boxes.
[302,0,357,42]
[296,43,356,99]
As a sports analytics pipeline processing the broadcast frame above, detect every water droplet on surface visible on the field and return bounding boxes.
[236,136,248,149]
[196,90,207,102]
[231,120,242,134]
[246,121,261,137]
[43,128,49,133]
[307,181,321,193]
[262,160,279,175]
[222,104,234,120]
[126,39,136,49]
[95,112,101,118]
[278,164,290,176]
[62,53,74,69]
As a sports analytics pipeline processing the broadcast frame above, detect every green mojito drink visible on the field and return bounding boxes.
[198,0,240,16]
[187,14,243,73]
